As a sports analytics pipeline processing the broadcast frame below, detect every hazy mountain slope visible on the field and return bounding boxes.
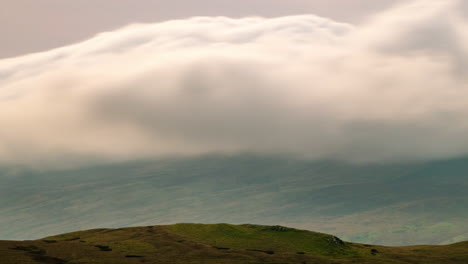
[1,224,468,264]
[0,155,467,245]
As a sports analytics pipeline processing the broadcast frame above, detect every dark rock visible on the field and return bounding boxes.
[95,245,112,251]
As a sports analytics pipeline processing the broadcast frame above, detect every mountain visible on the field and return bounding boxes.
[0,155,467,245]
[1,224,467,264]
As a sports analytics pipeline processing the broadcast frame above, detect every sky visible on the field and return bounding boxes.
[1,0,468,169]
[1,0,405,58]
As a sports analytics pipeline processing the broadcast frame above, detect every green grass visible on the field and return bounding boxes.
[0,223,467,264]
[164,223,354,256]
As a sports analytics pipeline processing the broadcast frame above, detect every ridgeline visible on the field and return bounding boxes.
[1,223,467,264]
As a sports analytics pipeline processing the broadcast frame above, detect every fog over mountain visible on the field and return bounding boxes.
[0,0,467,169]
[1,0,468,250]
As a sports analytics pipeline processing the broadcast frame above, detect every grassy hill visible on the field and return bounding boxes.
[0,224,467,264]
[0,155,467,245]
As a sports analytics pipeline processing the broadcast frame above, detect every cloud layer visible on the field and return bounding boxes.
[1,0,467,167]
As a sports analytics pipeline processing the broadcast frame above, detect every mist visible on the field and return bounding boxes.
[0,0,467,168]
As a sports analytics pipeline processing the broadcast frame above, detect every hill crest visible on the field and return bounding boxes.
[1,223,467,264]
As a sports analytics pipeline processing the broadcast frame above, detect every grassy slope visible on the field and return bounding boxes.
[0,224,467,264]
[164,223,355,256]
[0,155,467,244]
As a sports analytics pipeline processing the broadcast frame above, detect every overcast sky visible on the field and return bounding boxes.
[1,0,468,169]
[1,0,405,58]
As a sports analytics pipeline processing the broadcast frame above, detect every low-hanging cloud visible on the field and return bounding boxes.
[1,0,468,168]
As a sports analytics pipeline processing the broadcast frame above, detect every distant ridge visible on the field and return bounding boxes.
[1,223,467,264]
[2,155,468,245]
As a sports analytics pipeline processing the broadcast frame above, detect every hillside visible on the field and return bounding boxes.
[0,155,467,245]
[0,224,467,264]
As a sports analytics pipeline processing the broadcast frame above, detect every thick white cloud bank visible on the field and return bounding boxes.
[1,0,468,167]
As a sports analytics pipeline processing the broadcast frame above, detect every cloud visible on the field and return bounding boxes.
[0,0,467,168]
